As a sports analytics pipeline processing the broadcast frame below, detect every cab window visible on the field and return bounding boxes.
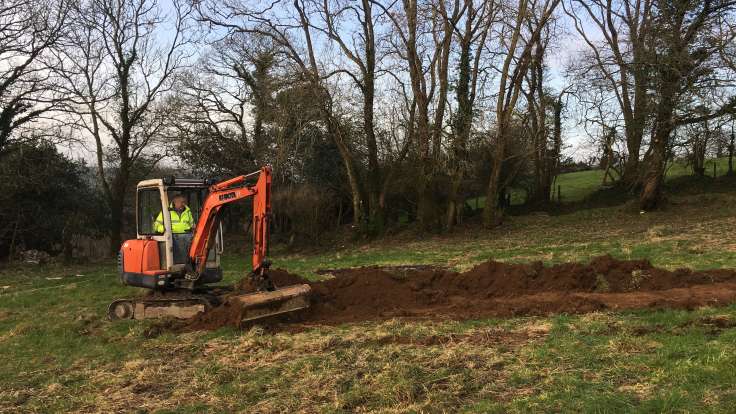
[166,188,207,222]
[138,188,164,235]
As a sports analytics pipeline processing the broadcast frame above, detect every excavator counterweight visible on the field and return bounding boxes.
[110,167,311,324]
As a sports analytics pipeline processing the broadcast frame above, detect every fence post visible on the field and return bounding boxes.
[714,162,717,178]
[558,185,562,203]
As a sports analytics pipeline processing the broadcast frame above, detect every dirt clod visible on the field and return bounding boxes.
[183,255,736,331]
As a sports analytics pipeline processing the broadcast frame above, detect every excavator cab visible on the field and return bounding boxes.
[119,178,223,290]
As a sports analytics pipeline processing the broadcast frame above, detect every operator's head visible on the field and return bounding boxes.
[172,194,186,210]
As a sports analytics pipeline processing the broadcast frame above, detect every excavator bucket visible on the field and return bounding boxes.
[230,284,312,322]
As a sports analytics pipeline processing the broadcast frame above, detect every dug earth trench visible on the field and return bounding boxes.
[183,255,736,331]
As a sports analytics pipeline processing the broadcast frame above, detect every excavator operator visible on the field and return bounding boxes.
[155,194,195,263]
[154,194,194,234]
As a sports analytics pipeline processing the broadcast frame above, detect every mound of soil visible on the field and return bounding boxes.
[183,255,736,330]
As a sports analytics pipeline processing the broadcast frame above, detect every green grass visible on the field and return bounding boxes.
[3,182,736,411]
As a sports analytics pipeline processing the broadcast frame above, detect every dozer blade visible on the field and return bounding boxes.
[230,283,312,322]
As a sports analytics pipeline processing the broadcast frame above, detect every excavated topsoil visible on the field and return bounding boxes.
[183,255,736,331]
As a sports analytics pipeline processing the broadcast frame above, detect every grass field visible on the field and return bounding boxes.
[467,157,733,207]
[549,157,731,203]
[3,174,736,412]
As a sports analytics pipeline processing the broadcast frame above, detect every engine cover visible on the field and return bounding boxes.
[120,239,161,274]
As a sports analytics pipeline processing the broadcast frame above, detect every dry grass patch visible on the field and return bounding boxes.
[82,320,546,412]
[617,382,655,400]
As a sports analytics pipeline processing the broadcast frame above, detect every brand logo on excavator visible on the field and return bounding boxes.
[219,192,236,201]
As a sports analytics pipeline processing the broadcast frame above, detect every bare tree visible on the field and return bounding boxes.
[522,9,564,205]
[310,0,391,229]
[54,0,194,254]
[564,0,655,186]
[172,35,282,173]
[639,0,736,210]
[446,0,497,229]
[483,0,560,226]
[0,0,69,153]
[196,0,374,226]
[379,0,462,228]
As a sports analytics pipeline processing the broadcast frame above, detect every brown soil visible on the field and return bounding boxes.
[182,255,736,331]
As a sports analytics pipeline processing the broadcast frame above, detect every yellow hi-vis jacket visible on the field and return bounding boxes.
[154,205,194,234]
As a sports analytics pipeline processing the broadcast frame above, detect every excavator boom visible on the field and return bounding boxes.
[188,168,270,280]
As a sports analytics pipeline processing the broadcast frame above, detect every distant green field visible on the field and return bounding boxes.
[468,157,732,209]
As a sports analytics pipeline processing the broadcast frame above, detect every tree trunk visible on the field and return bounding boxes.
[108,198,123,256]
[620,81,648,186]
[416,161,436,229]
[401,0,439,230]
[364,67,383,232]
[527,38,550,206]
[621,135,641,185]
[329,120,365,225]
[728,132,734,175]
[413,98,435,228]
[446,34,472,230]
[639,131,667,210]
[547,93,563,198]
[640,76,677,210]
[483,128,506,226]
[107,150,131,255]
[445,176,463,230]
[692,121,709,176]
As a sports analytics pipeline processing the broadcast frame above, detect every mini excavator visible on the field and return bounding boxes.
[108,166,311,322]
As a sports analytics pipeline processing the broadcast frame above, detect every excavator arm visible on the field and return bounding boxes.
[188,166,272,281]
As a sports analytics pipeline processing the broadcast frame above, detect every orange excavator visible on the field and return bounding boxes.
[108,166,311,322]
